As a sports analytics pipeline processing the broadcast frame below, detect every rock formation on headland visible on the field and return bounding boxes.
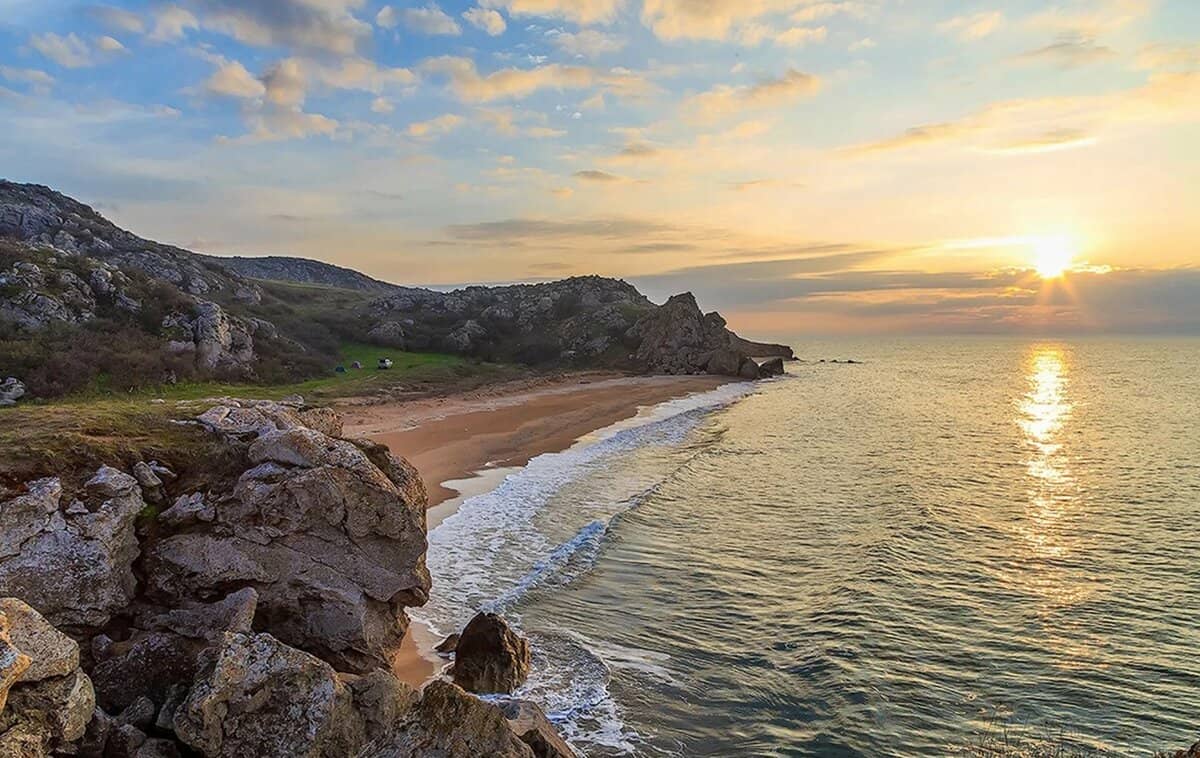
[0,398,572,757]
[0,180,792,402]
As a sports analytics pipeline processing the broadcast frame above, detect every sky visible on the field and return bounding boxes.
[1,0,1198,336]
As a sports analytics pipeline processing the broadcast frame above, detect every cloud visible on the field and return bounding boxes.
[421,56,600,102]
[642,0,836,42]
[232,107,339,143]
[446,217,675,242]
[371,97,394,113]
[1027,0,1151,38]
[1015,36,1118,68]
[149,5,199,41]
[1135,43,1200,71]
[29,33,95,68]
[574,169,623,182]
[87,5,145,34]
[462,7,507,35]
[849,37,875,52]
[96,36,127,53]
[205,59,267,99]
[310,57,417,93]
[408,113,464,137]
[774,26,828,47]
[792,2,867,23]
[0,66,54,94]
[479,0,624,25]
[551,30,626,58]
[843,71,1200,157]
[402,4,462,36]
[261,58,306,107]
[184,0,370,55]
[938,11,1004,41]
[685,68,821,121]
[375,6,398,28]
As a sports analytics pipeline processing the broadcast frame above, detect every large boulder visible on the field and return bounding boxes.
[174,632,416,758]
[162,300,255,373]
[143,400,430,673]
[500,700,575,758]
[376,680,535,758]
[0,377,25,407]
[0,599,96,755]
[173,632,361,757]
[451,613,531,695]
[0,468,144,629]
[758,356,785,377]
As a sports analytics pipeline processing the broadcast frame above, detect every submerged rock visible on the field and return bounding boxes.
[452,613,531,695]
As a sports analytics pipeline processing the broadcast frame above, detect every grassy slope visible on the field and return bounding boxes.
[0,341,530,495]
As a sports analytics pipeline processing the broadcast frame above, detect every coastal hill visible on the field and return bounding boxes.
[0,180,792,402]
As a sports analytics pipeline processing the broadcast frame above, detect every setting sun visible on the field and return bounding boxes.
[1032,236,1075,279]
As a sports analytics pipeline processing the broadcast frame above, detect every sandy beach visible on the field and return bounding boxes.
[339,372,732,686]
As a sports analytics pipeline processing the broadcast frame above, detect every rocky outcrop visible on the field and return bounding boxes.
[0,181,257,300]
[377,679,537,758]
[758,356,786,377]
[144,399,430,673]
[0,378,24,407]
[0,469,143,630]
[173,632,381,757]
[0,599,96,756]
[501,700,576,758]
[162,300,255,373]
[0,395,576,757]
[452,612,532,695]
[202,254,401,294]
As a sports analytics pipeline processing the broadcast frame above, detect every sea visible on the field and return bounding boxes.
[409,337,1200,757]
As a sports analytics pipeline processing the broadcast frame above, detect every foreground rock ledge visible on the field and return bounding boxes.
[0,398,576,756]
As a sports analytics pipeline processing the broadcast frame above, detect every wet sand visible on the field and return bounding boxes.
[339,372,731,686]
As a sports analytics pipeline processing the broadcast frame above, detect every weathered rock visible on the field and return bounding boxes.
[91,632,203,714]
[0,610,32,713]
[116,695,156,730]
[738,357,761,380]
[69,706,113,758]
[162,300,255,373]
[703,347,744,377]
[0,377,25,407]
[451,613,531,695]
[0,469,144,629]
[144,403,429,673]
[0,598,79,682]
[435,633,459,656]
[376,680,535,758]
[368,320,408,349]
[136,737,182,758]
[346,669,419,746]
[157,493,213,528]
[173,632,366,758]
[758,356,785,377]
[138,587,257,643]
[0,668,95,751]
[501,700,576,758]
[104,722,147,757]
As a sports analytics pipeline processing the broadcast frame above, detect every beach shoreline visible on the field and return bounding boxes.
[339,372,733,687]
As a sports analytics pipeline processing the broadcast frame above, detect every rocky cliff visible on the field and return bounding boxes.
[0,180,793,401]
[0,398,570,757]
[201,254,403,294]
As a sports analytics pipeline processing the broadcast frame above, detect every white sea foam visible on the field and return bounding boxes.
[411,380,755,754]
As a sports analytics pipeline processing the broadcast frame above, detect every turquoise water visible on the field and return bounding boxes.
[414,337,1200,756]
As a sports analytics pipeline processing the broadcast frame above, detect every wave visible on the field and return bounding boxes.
[411,380,756,754]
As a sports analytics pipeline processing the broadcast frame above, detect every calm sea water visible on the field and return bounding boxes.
[412,337,1200,756]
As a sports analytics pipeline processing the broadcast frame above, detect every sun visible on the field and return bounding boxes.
[1032,235,1075,279]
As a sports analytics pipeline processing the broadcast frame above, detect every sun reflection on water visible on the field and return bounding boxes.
[1012,346,1102,667]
